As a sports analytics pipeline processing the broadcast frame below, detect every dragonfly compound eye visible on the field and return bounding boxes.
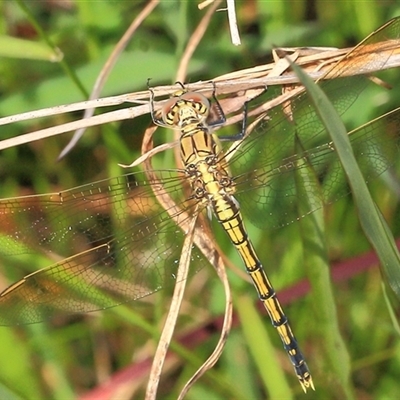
[161,97,180,126]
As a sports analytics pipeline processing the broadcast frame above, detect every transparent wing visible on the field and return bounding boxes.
[231,109,400,229]
[0,171,206,325]
[228,18,400,229]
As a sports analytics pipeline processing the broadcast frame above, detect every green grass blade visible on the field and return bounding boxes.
[290,60,400,292]
[294,135,354,397]
[236,294,293,399]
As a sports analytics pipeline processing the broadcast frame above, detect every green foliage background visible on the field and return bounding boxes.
[1,1,400,399]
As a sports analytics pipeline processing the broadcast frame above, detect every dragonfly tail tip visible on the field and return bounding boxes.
[299,375,315,393]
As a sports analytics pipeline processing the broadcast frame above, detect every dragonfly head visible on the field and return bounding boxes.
[162,91,210,128]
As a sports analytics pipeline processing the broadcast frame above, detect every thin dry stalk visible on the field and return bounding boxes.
[175,0,222,83]
[198,0,215,10]
[177,256,232,400]
[1,29,400,153]
[226,0,241,46]
[145,214,197,400]
[0,105,148,151]
[59,0,159,159]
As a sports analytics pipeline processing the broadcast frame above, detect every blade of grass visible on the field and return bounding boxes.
[294,135,354,397]
[290,59,400,293]
[0,36,62,61]
[0,327,43,399]
[15,0,87,96]
[236,294,293,399]
[28,323,75,400]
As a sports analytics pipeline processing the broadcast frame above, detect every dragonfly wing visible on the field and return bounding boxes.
[0,171,207,325]
[228,19,400,230]
[231,104,400,230]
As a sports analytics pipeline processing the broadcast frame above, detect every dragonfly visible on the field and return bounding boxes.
[1,17,400,392]
[149,84,315,391]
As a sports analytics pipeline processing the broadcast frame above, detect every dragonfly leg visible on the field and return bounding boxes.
[206,81,227,128]
[147,80,164,126]
[219,85,268,142]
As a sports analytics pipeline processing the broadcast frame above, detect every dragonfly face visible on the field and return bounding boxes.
[1,16,400,393]
[159,90,211,128]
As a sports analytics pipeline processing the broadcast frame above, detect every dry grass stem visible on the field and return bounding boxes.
[59,0,160,159]
[0,36,398,154]
[145,215,197,400]
[178,256,232,400]
[225,0,241,46]
[175,0,222,83]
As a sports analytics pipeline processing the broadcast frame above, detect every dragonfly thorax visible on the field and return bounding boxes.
[185,154,235,205]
